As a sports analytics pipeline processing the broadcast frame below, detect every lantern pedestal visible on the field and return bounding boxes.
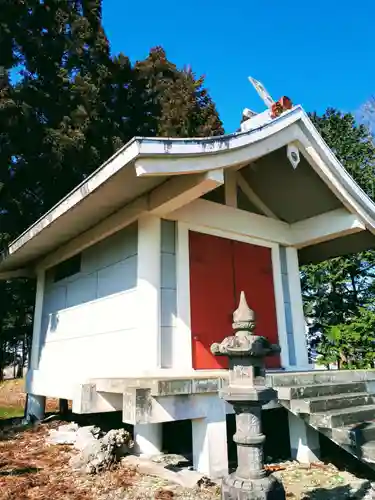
[211,292,286,500]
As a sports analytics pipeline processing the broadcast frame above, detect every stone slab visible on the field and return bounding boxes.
[267,369,375,388]
[277,382,368,401]
[290,392,373,414]
[122,455,209,488]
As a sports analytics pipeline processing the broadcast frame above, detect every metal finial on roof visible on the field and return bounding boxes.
[248,76,275,109]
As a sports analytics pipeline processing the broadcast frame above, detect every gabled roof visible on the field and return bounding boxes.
[1,105,375,277]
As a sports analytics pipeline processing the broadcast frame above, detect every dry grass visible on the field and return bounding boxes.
[0,378,370,499]
[0,381,209,500]
[0,422,137,500]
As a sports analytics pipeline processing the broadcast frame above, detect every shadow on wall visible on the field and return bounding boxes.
[49,312,59,333]
[37,312,59,367]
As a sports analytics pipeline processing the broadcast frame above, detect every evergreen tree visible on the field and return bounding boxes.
[0,3,224,378]
[135,47,224,137]
[302,109,375,365]
[359,96,375,137]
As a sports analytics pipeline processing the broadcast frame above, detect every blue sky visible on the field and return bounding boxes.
[103,0,375,133]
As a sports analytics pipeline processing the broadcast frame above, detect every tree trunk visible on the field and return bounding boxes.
[22,334,27,368]
[0,341,4,382]
[13,345,17,379]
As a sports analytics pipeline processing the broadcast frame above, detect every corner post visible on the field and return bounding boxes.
[285,248,309,369]
[136,215,163,449]
[26,269,46,422]
[137,215,162,368]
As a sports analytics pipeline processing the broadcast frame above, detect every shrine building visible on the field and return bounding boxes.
[1,101,375,478]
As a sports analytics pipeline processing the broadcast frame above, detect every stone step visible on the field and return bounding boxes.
[361,441,375,465]
[277,381,368,401]
[267,369,375,388]
[290,392,374,414]
[331,421,375,447]
[324,427,375,466]
[309,404,375,429]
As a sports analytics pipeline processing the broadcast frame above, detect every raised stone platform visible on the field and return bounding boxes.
[73,369,281,420]
[70,368,375,478]
[69,369,282,480]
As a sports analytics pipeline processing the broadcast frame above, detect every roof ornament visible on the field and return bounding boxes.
[246,76,300,169]
[248,76,275,109]
[248,76,293,119]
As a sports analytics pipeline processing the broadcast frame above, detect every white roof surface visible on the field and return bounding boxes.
[1,105,375,275]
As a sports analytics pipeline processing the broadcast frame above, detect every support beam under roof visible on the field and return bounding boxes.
[149,169,224,216]
[290,208,365,248]
[236,172,279,220]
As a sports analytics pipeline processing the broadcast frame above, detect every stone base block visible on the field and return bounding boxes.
[288,412,320,463]
[134,423,163,456]
[192,398,228,479]
[25,394,46,422]
[221,473,286,499]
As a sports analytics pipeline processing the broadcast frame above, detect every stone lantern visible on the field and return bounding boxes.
[211,291,286,500]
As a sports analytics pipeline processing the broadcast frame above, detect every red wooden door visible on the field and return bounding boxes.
[232,241,280,368]
[189,231,281,370]
[189,231,234,369]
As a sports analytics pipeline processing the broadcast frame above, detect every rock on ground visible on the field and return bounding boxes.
[46,422,80,445]
[46,422,134,474]
[70,428,134,474]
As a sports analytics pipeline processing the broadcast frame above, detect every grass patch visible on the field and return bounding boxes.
[0,406,23,419]
[0,379,25,420]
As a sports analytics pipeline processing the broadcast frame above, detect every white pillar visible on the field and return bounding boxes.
[285,248,309,369]
[30,270,45,370]
[137,215,161,368]
[134,423,163,456]
[272,245,291,369]
[192,398,228,479]
[175,222,193,370]
[288,412,320,463]
[26,270,46,422]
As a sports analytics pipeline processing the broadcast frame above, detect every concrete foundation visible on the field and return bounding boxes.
[288,412,320,463]
[25,393,46,422]
[192,398,228,479]
[59,398,69,415]
[134,423,163,456]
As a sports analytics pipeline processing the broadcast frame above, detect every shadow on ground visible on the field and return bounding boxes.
[0,411,68,441]
[302,482,371,500]
[0,466,41,476]
[320,433,375,482]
